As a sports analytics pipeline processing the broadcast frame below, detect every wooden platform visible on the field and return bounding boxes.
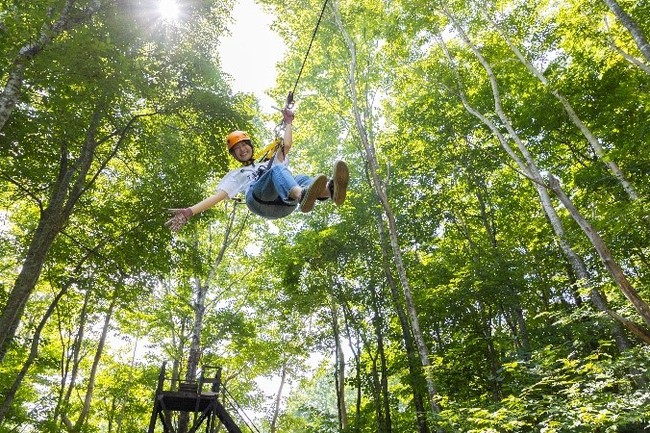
[148,364,242,433]
[157,390,218,412]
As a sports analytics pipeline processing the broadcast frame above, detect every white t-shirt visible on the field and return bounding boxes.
[216,157,290,198]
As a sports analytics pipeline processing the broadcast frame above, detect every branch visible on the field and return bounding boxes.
[0,173,44,211]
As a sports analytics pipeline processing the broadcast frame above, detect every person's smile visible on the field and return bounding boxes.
[232,142,252,160]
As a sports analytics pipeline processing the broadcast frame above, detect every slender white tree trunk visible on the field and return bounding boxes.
[270,362,287,433]
[548,174,650,328]
[0,0,101,131]
[178,204,239,433]
[602,0,650,63]
[480,6,638,200]
[603,16,650,75]
[71,296,118,433]
[440,6,650,339]
[331,1,443,421]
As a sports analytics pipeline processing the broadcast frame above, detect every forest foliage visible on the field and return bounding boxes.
[0,0,649,432]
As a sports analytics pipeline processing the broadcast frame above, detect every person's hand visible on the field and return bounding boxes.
[282,107,295,125]
[165,208,193,232]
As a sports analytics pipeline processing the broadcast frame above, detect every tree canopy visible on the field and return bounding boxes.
[0,0,649,432]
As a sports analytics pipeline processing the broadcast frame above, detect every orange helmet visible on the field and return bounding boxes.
[226,130,251,150]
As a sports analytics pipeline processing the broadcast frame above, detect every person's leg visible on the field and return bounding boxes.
[329,160,349,205]
[293,174,312,189]
[265,167,326,207]
[299,174,327,213]
[245,165,305,219]
[251,165,299,204]
[308,161,349,205]
[247,165,328,215]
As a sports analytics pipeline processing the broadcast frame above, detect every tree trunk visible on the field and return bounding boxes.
[166,277,186,391]
[440,7,650,344]
[0,286,67,423]
[479,302,502,401]
[115,330,141,433]
[367,348,386,433]
[376,211,430,433]
[57,289,92,429]
[179,202,240,433]
[331,2,443,423]
[603,17,650,75]
[0,107,142,363]
[602,0,650,63]
[269,362,287,433]
[107,396,117,433]
[548,174,650,330]
[341,302,363,433]
[348,297,387,433]
[353,334,362,433]
[177,277,208,433]
[70,296,118,432]
[481,6,638,200]
[185,279,207,382]
[331,303,348,430]
[513,304,531,357]
[0,237,104,423]
[470,170,533,359]
[0,208,69,362]
[0,0,101,131]
[370,285,392,433]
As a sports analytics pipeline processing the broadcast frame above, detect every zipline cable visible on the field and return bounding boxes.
[288,0,330,104]
[223,385,262,433]
[262,0,330,166]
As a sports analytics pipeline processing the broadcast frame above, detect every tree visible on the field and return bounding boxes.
[434,1,650,337]
[0,0,101,131]
[0,0,239,363]
[602,0,650,63]
[329,1,443,424]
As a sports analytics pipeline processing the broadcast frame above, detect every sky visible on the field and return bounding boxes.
[219,0,286,114]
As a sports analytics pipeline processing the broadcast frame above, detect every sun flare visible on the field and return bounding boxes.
[157,0,180,21]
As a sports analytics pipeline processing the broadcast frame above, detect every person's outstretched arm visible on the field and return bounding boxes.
[166,189,229,232]
[276,108,294,163]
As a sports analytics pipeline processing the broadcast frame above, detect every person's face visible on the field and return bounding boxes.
[231,141,252,162]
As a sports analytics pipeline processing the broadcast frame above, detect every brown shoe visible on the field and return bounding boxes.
[300,174,328,213]
[331,160,349,206]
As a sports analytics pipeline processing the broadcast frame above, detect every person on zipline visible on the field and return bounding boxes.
[166,107,349,232]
